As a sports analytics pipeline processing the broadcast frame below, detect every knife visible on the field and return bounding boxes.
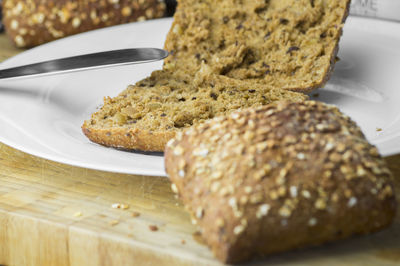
[0,48,168,80]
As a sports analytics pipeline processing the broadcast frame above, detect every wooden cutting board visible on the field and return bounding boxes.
[0,34,400,266]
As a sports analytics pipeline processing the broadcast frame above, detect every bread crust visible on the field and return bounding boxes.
[82,122,175,152]
[296,0,352,93]
[2,0,166,48]
[165,101,397,263]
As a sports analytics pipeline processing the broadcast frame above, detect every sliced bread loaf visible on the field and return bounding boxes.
[83,0,351,151]
[165,101,396,263]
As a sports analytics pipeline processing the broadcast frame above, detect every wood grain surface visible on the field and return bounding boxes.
[0,33,399,266]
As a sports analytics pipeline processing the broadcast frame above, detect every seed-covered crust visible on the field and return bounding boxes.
[2,0,166,48]
[165,101,397,263]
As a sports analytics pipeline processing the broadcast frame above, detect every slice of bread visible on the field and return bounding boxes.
[165,101,397,263]
[82,70,306,151]
[83,0,351,151]
[164,0,350,92]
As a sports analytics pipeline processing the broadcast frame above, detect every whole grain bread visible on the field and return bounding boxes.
[2,0,166,48]
[165,101,397,264]
[164,0,350,92]
[82,0,351,151]
[82,70,307,151]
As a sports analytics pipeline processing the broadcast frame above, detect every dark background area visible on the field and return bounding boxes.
[0,0,3,32]
[165,0,177,17]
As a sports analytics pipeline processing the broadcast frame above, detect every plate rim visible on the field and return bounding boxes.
[0,16,399,177]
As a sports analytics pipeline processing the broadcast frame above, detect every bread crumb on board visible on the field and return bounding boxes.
[131,211,141,217]
[111,203,130,210]
[109,220,120,226]
[148,225,159,231]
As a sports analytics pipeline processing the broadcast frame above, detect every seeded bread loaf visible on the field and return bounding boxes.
[82,0,350,151]
[2,0,166,48]
[165,101,397,264]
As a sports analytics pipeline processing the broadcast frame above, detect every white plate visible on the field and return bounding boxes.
[0,17,400,176]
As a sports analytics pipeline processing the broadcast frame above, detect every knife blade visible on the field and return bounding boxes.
[0,48,168,80]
